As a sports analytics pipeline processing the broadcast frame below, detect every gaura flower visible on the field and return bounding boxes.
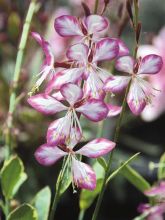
[29,32,55,94]
[35,138,116,190]
[54,14,109,43]
[28,83,108,145]
[145,181,165,201]
[104,54,163,115]
[46,38,119,98]
[136,203,165,220]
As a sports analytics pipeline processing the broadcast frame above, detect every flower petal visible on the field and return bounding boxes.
[115,56,135,73]
[76,138,115,158]
[127,78,146,115]
[117,39,130,56]
[138,54,163,75]
[31,32,54,66]
[107,104,122,117]
[104,76,130,93]
[72,158,96,190]
[27,94,67,115]
[84,15,109,34]
[76,99,108,122]
[60,83,83,106]
[54,15,83,37]
[35,144,67,166]
[45,68,84,93]
[144,182,165,197]
[93,38,119,62]
[66,43,89,63]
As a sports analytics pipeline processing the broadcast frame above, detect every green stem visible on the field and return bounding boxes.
[91,81,132,220]
[49,157,68,220]
[78,209,85,220]
[94,0,99,14]
[5,0,37,158]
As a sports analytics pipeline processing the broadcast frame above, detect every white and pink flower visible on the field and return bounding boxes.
[28,83,108,145]
[30,32,55,93]
[47,38,119,98]
[104,54,163,115]
[35,138,116,190]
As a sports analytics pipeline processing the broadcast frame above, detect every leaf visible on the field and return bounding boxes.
[1,156,27,199]
[97,157,107,170]
[106,152,140,184]
[32,187,51,220]
[56,161,72,196]
[7,203,38,220]
[121,164,151,192]
[79,178,103,210]
[158,152,165,180]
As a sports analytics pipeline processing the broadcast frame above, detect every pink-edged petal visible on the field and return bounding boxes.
[104,76,130,93]
[107,104,122,117]
[54,15,83,37]
[66,43,89,63]
[72,158,96,190]
[127,78,146,115]
[144,182,165,197]
[93,38,119,62]
[47,116,71,145]
[117,39,130,56]
[60,83,83,106]
[76,138,115,158]
[76,99,108,122]
[27,94,67,115]
[31,32,54,66]
[35,144,67,166]
[51,91,64,101]
[115,56,135,73]
[45,68,84,93]
[138,54,163,75]
[84,15,109,34]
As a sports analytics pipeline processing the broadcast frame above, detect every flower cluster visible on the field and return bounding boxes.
[28,14,163,190]
[136,182,165,220]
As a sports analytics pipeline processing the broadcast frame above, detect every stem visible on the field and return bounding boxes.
[133,0,139,58]
[94,0,99,14]
[78,210,85,220]
[91,81,132,220]
[5,0,37,159]
[49,157,68,220]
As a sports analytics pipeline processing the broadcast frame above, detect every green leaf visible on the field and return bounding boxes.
[121,164,150,192]
[56,161,72,196]
[106,152,140,184]
[158,152,165,180]
[32,187,51,220]
[97,157,107,170]
[1,156,27,199]
[7,203,38,220]
[79,178,103,210]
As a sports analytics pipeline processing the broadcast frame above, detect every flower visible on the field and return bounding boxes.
[145,181,165,201]
[28,83,108,145]
[29,32,55,94]
[138,27,165,121]
[104,54,163,115]
[35,138,116,190]
[46,38,119,98]
[54,14,109,44]
[137,203,165,220]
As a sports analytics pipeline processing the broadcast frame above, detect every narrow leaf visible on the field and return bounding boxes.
[1,156,27,199]
[7,203,38,220]
[158,152,165,180]
[32,187,51,220]
[121,164,150,192]
[97,157,107,171]
[106,152,140,184]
